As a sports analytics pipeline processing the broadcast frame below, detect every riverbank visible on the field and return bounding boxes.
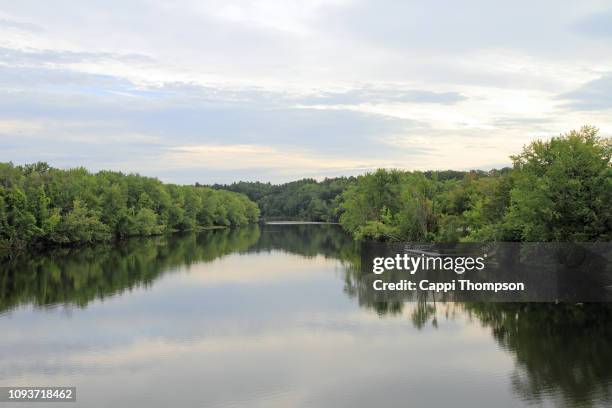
[264,221,339,225]
[0,224,239,257]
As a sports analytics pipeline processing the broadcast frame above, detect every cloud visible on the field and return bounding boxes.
[0,1,611,182]
[0,88,416,152]
[0,65,133,91]
[318,0,605,58]
[295,88,467,106]
[0,46,154,65]
[163,143,405,176]
[0,18,43,32]
[490,116,554,129]
[0,65,429,182]
[558,74,612,110]
[573,11,612,38]
[0,62,422,159]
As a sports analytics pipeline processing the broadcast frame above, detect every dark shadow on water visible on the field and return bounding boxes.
[344,241,612,407]
[0,226,262,312]
[464,303,612,408]
[0,223,357,312]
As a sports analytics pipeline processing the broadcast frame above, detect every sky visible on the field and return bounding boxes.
[1,0,612,184]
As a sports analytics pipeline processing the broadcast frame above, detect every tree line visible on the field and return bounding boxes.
[211,177,354,222]
[0,163,259,249]
[1,126,609,249]
[211,127,610,242]
[339,126,611,242]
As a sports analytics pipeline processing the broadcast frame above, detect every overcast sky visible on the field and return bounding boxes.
[1,0,611,183]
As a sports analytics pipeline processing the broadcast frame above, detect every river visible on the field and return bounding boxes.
[1,224,611,407]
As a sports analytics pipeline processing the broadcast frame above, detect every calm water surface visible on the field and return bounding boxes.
[1,224,611,407]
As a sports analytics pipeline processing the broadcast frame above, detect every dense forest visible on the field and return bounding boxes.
[211,177,354,222]
[1,126,609,250]
[0,164,259,249]
[339,126,611,242]
[212,170,498,223]
[212,126,610,243]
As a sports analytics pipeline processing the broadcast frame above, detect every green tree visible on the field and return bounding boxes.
[133,208,161,236]
[2,187,40,245]
[53,199,112,244]
[505,126,611,241]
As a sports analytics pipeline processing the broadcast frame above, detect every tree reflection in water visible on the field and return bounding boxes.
[464,303,612,407]
[1,224,611,407]
[0,226,262,311]
[337,235,612,408]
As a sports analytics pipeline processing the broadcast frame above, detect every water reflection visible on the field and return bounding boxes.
[465,303,612,408]
[1,224,611,408]
[0,226,261,312]
[345,243,612,407]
